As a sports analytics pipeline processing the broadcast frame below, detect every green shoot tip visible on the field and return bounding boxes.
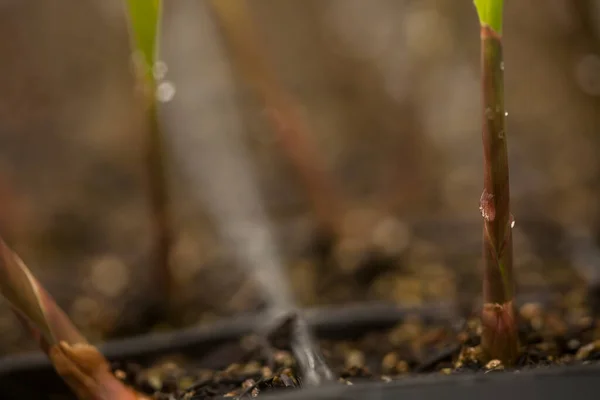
[473,0,503,35]
[125,0,162,73]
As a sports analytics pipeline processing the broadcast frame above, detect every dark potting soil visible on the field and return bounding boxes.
[110,296,600,400]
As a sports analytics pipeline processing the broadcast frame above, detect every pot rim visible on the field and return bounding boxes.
[0,292,559,372]
[0,301,454,373]
[262,361,600,400]
[0,298,596,399]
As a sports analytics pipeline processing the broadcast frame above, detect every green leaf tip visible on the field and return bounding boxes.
[125,0,162,70]
[474,0,503,35]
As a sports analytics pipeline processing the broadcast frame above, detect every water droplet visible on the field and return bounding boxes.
[510,214,515,228]
[504,111,508,117]
[156,81,176,103]
[153,61,169,81]
[485,108,494,120]
[479,190,496,222]
[500,61,505,71]
[498,130,505,139]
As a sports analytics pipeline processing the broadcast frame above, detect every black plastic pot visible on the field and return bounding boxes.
[1,301,599,400]
[264,362,600,400]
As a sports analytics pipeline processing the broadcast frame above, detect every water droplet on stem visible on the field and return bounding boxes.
[156,81,176,103]
[153,61,169,81]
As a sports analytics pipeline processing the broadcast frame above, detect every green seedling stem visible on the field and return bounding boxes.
[124,0,173,308]
[474,0,519,365]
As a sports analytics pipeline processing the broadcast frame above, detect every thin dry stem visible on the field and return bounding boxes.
[0,239,147,399]
[208,0,345,239]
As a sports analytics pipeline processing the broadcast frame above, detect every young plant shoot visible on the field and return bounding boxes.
[474,0,519,365]
[124,0,173,310]
[208,0,346,243]
[204,1,335,385]
[0,239,148,400]
[0,3,167,398]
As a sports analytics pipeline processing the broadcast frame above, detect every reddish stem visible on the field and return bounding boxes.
[208,0,345,239]
[0,239,147,399]
[479,25,519,365]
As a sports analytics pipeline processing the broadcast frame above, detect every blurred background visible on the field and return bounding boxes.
[0,0,598,355]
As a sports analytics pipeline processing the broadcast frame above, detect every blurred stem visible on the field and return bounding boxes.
[474,0,519,365]
[206,3,335,384]
[146,100,172,307]
[208,0,345,241]
[124,0,172,309]
[0,239,145,399]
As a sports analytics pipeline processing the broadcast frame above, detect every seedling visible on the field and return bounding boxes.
[208,0,346,243]
[0,239,148,399]
[0,1,526,397]
[125,0,173,312]
[207,0,412,284]
[0,3,164,398]
[473,0,519,365]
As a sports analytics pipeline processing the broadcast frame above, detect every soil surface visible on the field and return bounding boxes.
[110,291,600,399]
